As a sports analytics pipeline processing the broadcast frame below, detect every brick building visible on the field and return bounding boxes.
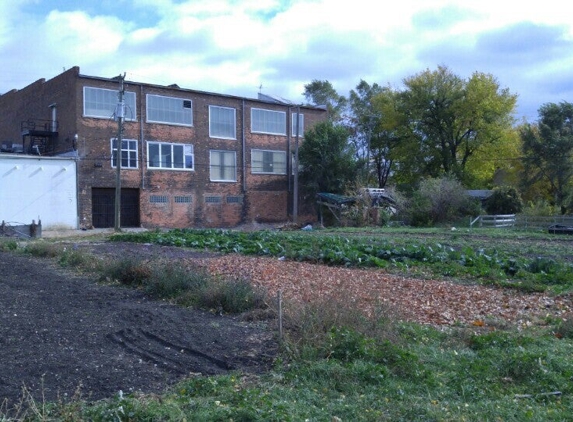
[0,67,327,228]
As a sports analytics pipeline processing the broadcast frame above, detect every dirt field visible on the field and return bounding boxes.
[2,234,572,412]
[0,248,277,410]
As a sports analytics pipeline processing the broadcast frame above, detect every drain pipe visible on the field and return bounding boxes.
[140,84,145,190]
[293,105,300,224]
[241,99,246,193]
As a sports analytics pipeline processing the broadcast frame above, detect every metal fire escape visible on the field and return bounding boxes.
[21,119,59,155]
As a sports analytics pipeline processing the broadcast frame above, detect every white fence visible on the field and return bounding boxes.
[470,214,516,228]
[470,214,573,230]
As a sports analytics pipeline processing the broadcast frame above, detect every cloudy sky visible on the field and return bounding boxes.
[1,0,572,122]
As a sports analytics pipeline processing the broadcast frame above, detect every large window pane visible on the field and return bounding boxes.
[147,94,193,126]
[84,87,136,120]
[147,142,194,170]
[209,106,236,139]
[251,108,286,135]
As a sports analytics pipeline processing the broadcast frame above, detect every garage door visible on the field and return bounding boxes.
[92,188,140,228]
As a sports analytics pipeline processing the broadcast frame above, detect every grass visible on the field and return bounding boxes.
[18,321,571,421]
[99,257,267,314]
[2,228,573,421]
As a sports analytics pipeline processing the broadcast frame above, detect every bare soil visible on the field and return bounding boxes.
[0,245,277,411]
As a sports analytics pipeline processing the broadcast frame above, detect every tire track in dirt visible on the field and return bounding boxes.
[108,328,233,375]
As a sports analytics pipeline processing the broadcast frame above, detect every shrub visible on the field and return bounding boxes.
[145,265,208,299]
[195,278,267,314]
[101,258,151,286]
[398,176,474,226]
[23,241,63,258]
[484,186,523,214]
[521,199,560,216]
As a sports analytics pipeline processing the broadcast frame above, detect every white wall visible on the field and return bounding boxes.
[0,154,77,229]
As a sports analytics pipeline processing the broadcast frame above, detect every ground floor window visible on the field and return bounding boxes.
[251,149,286,174]
[210,150,236,182]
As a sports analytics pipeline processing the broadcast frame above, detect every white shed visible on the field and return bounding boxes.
[0,154,78,229]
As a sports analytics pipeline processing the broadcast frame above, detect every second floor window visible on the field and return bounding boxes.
[147,142,194,170]
[209,106,236,139]
[251,108,286,135]
[146,94,193,126]
[111,138,138,169]
[84,87,136,120]
[292,112,304,137]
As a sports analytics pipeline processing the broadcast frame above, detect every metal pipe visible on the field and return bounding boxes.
[140,84,145,190]
[293,105,300,223]
[242,99,246,193]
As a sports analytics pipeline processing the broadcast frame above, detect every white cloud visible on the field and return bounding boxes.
[1,0,572,120]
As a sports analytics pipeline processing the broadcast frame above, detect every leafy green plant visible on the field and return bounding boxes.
[112,228,573,294]
[58,248,91,268]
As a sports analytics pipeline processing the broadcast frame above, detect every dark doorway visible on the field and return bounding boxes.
[92,188,140,228]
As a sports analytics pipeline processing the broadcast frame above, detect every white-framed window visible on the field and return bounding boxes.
[147,142,194,170]
[251,149,287,174]
[292,112,304,137]
[251,108,286,135]
[210,150,236,182]
[111,138,138,169]
[209,105,236,139]
[84,87,136,120]
[146,94,193,126]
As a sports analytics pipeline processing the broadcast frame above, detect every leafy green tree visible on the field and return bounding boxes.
[521,102,573,214]
[369,86,406,188]
[298,121,357,196]
[464,127,522,189]
[347,80,384,169]
[399,66,517,185]
[484,186,523,215]
[303,80,347,122]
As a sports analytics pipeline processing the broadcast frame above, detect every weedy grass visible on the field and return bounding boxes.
[0,238,18,252]
[99,257,267,314]
[22,319,572,421]
[21,241,64,258]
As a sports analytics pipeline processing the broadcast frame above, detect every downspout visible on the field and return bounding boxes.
[287,106,291,192]
[140,84,145,190]
[242,99,246,193]
[293,106,300,224]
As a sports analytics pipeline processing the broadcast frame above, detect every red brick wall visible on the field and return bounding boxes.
[0,68,327,228]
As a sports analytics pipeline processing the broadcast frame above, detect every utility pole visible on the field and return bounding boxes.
[293,105,300,224]
[114,73,126,232]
